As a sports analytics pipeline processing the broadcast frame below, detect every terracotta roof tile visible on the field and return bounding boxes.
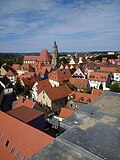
[7,106,44,123]
[88,71,110,82]
[45,85,71,101]
[0,111,53,160]
[59,108,75,119]
[14,96,36,109]
[69,77,88,89]
[49,69,71,84]
[12,64,20,70]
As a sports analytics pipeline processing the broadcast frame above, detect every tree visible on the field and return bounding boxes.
[13,79,24,96]
[109,83,120,92]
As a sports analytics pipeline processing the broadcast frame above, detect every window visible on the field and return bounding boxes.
[6,140,9,147]
[1,134,4,141]
[43,96,45,99]
[10,147,15,154]
[15,151,19,158]
[20,156,25,160]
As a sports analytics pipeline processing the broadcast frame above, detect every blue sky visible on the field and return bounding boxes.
[0,0,120,52]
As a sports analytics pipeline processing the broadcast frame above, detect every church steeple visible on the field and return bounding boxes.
[51,41,58,66]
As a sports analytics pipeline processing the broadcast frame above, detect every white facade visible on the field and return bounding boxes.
[114,73,120,82]
[69,58,76,65]
[89,80,109,91]
[49,79,59,87]
[31,82,38,100]
[37,90,52,108]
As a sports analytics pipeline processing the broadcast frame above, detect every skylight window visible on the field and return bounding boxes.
[10,147,15,154]
[1,134,4,141]
[20,156,25,160]
[15,151,19,158]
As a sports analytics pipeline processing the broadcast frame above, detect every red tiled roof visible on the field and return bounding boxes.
[49,69,71,84]
[22,76,37,86]
[0,111,53,160]
[14,96,36,109]
[100,66,119,73]
[17,72,36,80]
[69,77,88,89]
[45,85,71,101]
[71,88,104,104]
[59,108,75,119]
[5,67,17,76]
[88,71,110,82]
[12,64,20,70]
[7,106,44,123]
[39,49,51,62]
[24,56,39,61]
[36,79,52,94]
[18,64,34,72]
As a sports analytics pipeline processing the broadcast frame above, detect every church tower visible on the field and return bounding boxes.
[51,41,58,66]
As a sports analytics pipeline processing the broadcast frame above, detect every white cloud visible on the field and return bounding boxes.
[0,0,120,52]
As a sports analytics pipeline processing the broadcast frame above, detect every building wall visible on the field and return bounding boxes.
[37,91,52,109]
[0,67,7,76]
[114,73,120,82]
[28,114,45,131]
[49,79,59,87]
[52,98,66,113]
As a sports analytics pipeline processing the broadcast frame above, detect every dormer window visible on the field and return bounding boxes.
[0,134,5,143]
[15,151,19,158]
[20,156,25,160]
[10,147,15,154]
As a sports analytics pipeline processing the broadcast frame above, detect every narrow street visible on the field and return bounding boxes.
[0,88,16,112]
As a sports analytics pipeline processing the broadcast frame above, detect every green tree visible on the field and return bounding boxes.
[109,83,120,92]
[13,79,24,96]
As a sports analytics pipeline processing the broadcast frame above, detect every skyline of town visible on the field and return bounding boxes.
[0,0,120,52]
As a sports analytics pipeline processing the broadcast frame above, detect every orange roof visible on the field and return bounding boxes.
[17,72,36,80]
[45,85,71,101]
[71,88,104,104]
[18,64,34,72]
[22,76,37,86]
[24,56,39,61]
[100,66,119,73]
[49,69,71,84]
[12,64,20,70]
[0,111,53,160]
[14,96,36,109]
[69,77,88,89]
[88,71,110,82]
[6,67,17,76]
[40,49,51,62]
[59,108,75,119]
[7,106,44,123]
[36,79,52,94]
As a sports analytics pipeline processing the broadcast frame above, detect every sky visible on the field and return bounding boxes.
[0,0,120,53]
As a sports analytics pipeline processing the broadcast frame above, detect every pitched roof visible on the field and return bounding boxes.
[36,79,52,94]
[70,89,104,104]
[69,77,88,89]
[100,66,119,73]
[0,111,53,160]
[88,71,110,82]
[45,85,71,101]
[18,64,34,72]
[22,76,37,86]
[17,72,36,80]
[49,69,71,84]
[14,96,36,109]
[24,56,39,61]
[12,64,20,70]
[59,108,75,119]
[7,106,44,123]
[6,68,17,76]
[0,76,10,87]
[39,49,51,62]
